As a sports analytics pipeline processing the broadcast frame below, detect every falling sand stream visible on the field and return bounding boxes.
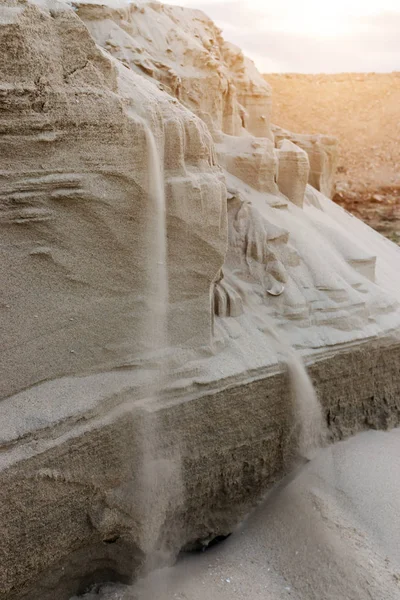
[70,136,400,598]
[72,124,333,599]
[135,120,183,578]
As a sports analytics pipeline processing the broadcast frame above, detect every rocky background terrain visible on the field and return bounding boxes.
[264,73,400,243]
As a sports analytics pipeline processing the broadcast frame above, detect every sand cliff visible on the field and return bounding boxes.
[1,2,400,599]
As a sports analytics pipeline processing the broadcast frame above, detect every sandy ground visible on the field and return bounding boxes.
[333,186,400,245]
[263,73,400,244]
[263,73,400,192]
[76,428,400,600]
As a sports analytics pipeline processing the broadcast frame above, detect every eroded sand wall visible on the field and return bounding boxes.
[2,340,400,600]
[0,1,227,399]
[2,3,400,599]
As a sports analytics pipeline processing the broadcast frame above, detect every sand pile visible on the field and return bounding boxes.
[75,427,400,600]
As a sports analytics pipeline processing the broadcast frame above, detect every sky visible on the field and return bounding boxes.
[175,0,400,73]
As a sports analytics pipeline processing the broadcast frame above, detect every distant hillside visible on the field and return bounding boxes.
[264,73,400,191]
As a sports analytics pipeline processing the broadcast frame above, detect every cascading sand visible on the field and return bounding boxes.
[134,121,183,584]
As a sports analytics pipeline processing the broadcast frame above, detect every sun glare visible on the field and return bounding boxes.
[275,13,350,38]
[179,0,400,39]
[254,0,398,38]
